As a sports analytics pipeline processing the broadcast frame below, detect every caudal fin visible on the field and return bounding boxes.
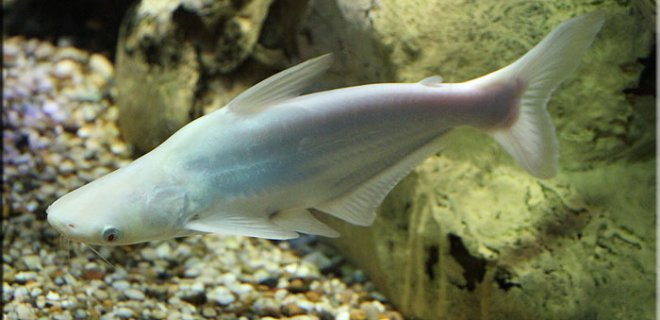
[476,12,605,178]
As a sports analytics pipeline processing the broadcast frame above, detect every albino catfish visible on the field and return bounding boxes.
[47,13,604,245]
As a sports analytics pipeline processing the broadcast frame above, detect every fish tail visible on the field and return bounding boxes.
[478,12,605,178]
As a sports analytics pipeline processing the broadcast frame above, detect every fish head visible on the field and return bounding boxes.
[47,164,185,246]
[46,168,143,245]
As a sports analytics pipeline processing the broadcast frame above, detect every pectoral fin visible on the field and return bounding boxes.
[185,215,299,240]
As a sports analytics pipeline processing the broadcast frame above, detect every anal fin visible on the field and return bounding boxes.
[270,209,339,238]
[314,136,445,226]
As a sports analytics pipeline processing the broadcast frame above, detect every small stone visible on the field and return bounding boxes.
[274,288,288,301]
[39,183,57,197]
[54,46,88,62]
[183,266,201,278]
[124,288,145,300]
[231,283,254,299]
[105,107,119,122]
[52,311,73,320]
[54,276,66,286]
[4,41,21,66]
[93,289,109,300]
[150,309,167,319]
[115,307,134,319]
[81,107,98,122]
[15,271,38,283]
[369,291,388,302]
[47,291,61,301]
[59,159,76,174]
[297,300,315,312]
[254,269,272,283]
[29,286,43,298]
[43,100,68,123]
[34,42,55,60]
[385,311,405,320]
[3,282,13,301]
[141,247,157,261]
[282,303,306,317]
[305,290,321,301]
[109,139,128,156]
[360,302,382,320]
[36,295,47,308]
[89,166,109,179]
[302,251,333,271]
[155,242,172,259]
[112,280,130,291]
[180,287,206,305]
[13,286,30,302]
[74,309,88,319]
[207,286,235,306]
[89,53,114,80]
[15,303,36,319]
[82,268,105,281]
[25,200,38,212]
[335,310,351,320]
[287,278,309,293]
[83,262,101,274]
[53,59,79,79]
[253,298,281,317]
[76,124,95,138]
[350,270,368,283]
[350,309,367,320]
[284,263,319,278]
[202,307,217,318]
[175,244,192,259]
[61,297,78,309]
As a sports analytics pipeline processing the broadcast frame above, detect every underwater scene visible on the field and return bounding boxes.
[2,1,656,320]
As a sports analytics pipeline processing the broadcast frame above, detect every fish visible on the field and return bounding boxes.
[47,12,605,245]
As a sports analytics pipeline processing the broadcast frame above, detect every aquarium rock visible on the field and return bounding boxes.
[115,0,273,152]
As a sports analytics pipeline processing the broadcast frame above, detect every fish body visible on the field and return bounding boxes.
[47,13,605,245]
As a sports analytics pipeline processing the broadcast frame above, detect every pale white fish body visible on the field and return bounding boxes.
[47,12,605,245]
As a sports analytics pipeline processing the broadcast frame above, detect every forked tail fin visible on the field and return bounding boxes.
[473,12,605,178]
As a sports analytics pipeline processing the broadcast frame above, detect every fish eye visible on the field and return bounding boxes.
[102,226,121,243]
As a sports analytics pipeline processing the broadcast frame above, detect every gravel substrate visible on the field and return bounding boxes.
[2,36,404,320]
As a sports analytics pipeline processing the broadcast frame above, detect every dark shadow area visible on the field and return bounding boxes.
[3,0,136,58]
[448,233,487,291]
[623,44,656,96]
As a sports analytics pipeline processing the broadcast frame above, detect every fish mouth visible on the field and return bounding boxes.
[46,210,83,241]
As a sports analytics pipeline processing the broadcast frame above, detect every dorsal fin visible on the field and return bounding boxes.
[227,54,334,114]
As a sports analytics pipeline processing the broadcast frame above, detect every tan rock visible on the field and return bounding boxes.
[115,0,273,153]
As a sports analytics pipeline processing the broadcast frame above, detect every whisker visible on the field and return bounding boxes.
[64,237,71,263]
[82,243,116,268]
[56,234,72,262]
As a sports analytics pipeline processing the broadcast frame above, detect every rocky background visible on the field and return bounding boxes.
[4,0,657,319]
